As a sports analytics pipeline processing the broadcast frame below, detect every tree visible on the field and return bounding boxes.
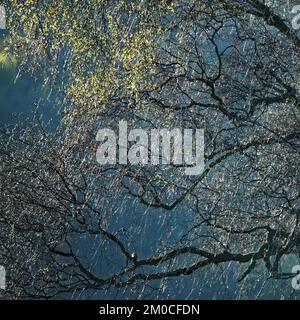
[1,0,300,299]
